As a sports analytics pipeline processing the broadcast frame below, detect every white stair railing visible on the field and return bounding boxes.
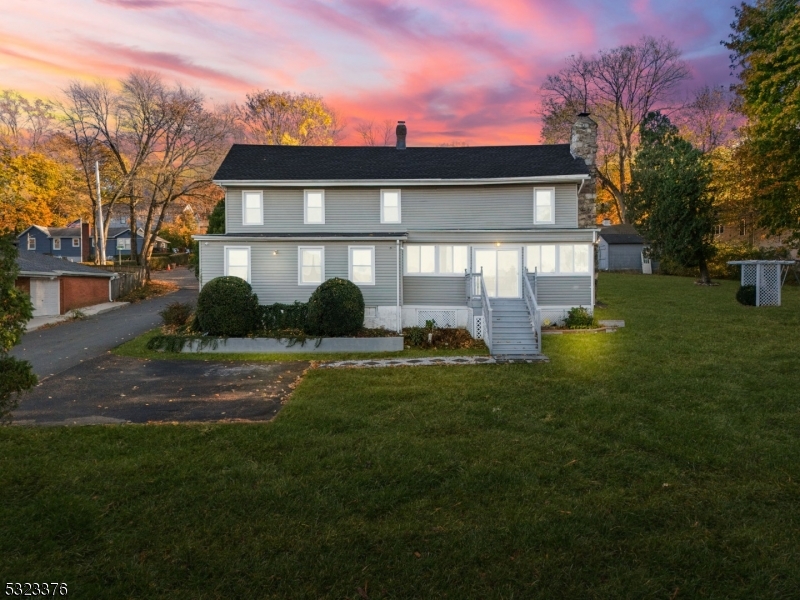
[523,268,541,353]
[475,270,492,352]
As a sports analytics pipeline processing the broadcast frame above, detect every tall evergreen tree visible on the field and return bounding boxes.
[0,235,37,422]
[628,112,716,284]
[725,0,800,239]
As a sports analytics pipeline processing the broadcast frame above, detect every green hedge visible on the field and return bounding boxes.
[259,302,308,332]
[660,242,791,279]
[149,253,191,271]
[196,277,259,336]
[305,278,365,337]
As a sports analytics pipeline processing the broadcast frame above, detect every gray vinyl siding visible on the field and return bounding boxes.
[608,244,644,271]
[200,240,398,306]
[403,277,466,305]
[535,275,592,306]
[226,184,580,233]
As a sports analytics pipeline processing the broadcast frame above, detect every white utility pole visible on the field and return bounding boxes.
[95,161,106,264]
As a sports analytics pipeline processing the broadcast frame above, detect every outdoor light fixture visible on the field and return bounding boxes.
[273,250,278,255]
[496,242,501,247]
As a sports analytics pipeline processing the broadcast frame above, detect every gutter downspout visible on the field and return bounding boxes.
[396,240,401,333]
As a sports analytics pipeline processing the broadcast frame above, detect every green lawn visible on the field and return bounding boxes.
[2,274,799,598]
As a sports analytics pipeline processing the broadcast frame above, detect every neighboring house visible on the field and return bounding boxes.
[195,116,600,358]
[15,251,116,316]
[598,224,649,271]
[17,222,91,263]
[93,228,169,258]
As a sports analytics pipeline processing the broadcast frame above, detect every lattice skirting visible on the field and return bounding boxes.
[741,263,782,306]
[417,309,457,328]
[472,316,485,340]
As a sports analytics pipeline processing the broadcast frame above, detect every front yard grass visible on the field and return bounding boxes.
[2,273,799,598]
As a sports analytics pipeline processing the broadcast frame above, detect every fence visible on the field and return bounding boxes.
[109,268,145,300]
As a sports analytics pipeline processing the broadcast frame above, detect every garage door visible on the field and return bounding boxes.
[30,278,60,316]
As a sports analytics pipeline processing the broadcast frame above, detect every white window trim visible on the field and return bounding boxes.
[224,245,251,283]
[304,189,325,225]
[53,238,61,250]
[404,244,469,277]
[297,246,325,286]
[242,190,264,226]
[27,236,36,250]
[526,244,593,276]
[72,237,80,247]
[348,245,375,286]
[380,189,401,224]
[533,187,556,225]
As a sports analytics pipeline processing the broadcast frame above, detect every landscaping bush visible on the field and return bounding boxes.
[149,253,190,271]
[736,284,757,306]
[564,306,595,329]
[259,302,308,332]
[196,277,259,336]
[159,301,194,328]
[305,278,364,337]
[660,242,792,280]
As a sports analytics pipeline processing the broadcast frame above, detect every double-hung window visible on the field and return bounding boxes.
[53,238,61,250]
[72,238,80,247]
[380,189,401,224]
[225,246,250,282]
[527,244,590,274]
[304,190,325,224]
[405,245,468,276]
[534,187,555,224]
[27,236,36,250]
[298,247,324,285]
[349,246,375,285]
[242,191,263,225]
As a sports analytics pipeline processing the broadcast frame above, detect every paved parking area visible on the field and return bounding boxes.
[12,355,309,426]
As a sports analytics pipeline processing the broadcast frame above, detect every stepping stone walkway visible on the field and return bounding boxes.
[318,355,548,369]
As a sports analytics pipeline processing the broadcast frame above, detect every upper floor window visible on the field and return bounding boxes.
[53,238,61,250]
[527,244,590,274]
[380,189,401,224]
[304,190,325,224]
[713,224,724,236]
[72,238,80,247]
[27,236,35,250]
[349,246,375,285]
[298,247,324,285]
[242,191,263,225]
[534,187,555,224]
[225,246,250,282]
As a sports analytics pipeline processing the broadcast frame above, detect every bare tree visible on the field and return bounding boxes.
[239,90,343,145]
[677,85,739,153]
[0,90,56,151]
[355,119,394,146]
[540,37,691,222]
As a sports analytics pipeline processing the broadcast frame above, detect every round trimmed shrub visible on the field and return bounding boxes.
[196,276,259,336]
[736,284,757,306]
[305,278,365,337]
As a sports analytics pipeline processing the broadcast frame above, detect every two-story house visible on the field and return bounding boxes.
[195,115,599,358]
[17,222,91,263]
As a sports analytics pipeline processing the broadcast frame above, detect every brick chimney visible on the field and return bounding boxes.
[570,113,598,228]
[395,121,407,149]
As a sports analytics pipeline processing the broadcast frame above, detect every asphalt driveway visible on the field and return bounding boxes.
[11,267,198,380]
[13,355,309,426]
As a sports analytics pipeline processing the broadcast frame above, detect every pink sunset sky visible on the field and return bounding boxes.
[1,0,736,145]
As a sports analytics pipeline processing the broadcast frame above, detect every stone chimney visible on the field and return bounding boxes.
[570,113,598,228]
[395,121,407,150]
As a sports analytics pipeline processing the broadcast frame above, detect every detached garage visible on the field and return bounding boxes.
[598,224,651,272]
[16,252,116,316]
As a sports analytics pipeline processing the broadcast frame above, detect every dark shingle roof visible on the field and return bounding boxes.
[600,224,645,245]
[212,232,407,238]
[47,227,82,238]
[16,251,114,277]
[214,144,590,181]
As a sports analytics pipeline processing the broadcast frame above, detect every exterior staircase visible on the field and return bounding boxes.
[489,298,542,360]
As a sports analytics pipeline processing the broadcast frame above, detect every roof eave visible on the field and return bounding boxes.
[212,174,590,188]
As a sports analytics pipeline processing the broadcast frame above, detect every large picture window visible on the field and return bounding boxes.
[225,246,250,282]
[527,244,590,274]
[349,246,375,285]
[304,190,325,224]
[534,187,555,224]
[298,247,324,285]
[405,245,468,276]
[242,191,263,225]
[380,189,401,224]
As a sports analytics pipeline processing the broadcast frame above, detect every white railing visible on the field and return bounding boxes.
[523,268,541,352]
[479,270,493,352]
